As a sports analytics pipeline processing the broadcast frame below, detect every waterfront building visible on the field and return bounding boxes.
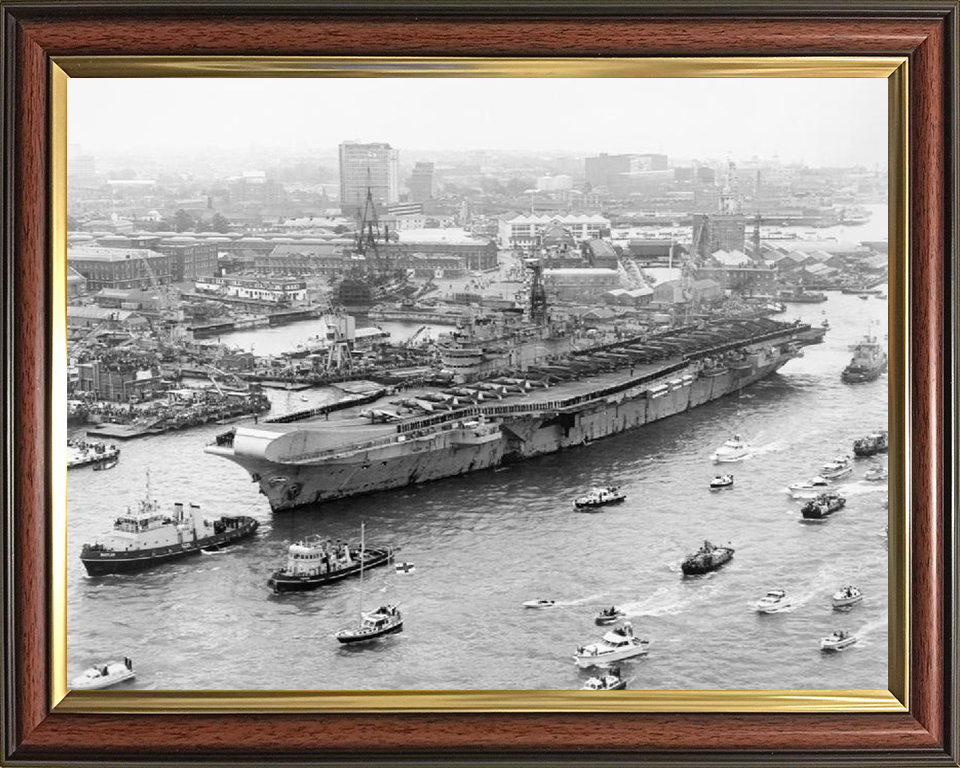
[498,214,611,249]
[339,141,399,216]
[691,213,747,259]
[66,305,147,331]
[67,246,175,291]
[543,267,621,302]
[66,266,88,300]
[74,358,162,402]
[255,243,350,275]
[388,228,498,272]
[95,235,218,281]
[195,276,308,304]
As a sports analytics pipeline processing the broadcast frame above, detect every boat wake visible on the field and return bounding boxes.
[834,482,888,497]
[853,617,888,645]
[620,584,722,618]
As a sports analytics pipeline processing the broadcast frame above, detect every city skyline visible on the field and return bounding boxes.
[68,77,887,170]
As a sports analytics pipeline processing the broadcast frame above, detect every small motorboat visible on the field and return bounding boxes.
[820,455,853,479]
[335,604,403,644]
[754,589,792,614]
[820,630,858,651]
[523,599,556,609]
[800,493,846,519]
[573,623,650,668]
[594,606,626,625]
[858,293,870,300]
[580,670,627,690]
[92,458,119,471]
[72,657,135,690]
[394,561,416,574]
[709,474,734,490]
[787,475,831,500]
[712,435,751,463]
[864,465,888,482]
[573,486,626,511]
[832,585,864,609]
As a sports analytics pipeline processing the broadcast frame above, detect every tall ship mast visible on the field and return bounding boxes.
[206,312,826,512]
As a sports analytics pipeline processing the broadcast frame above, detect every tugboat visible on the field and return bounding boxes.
[819,455,853,479]
[787,475,830,500]
[832,585,864,609]
[580,669,628,690]
[800,493,846,520]
[864,464,888,482]
[573,623,649,668]
[754,589,792,614]
[594,606,626,625]
[680,540,735,575]
[573,486,626,510]
[709,474,734,490]
[522,599,556,609]
[335,604,403,644]
[820,630,858,651]
[268,534,395,593]
[853,430,888,456]
[72,657,135,690]
[79,471,259,575]
[712,435,751,463]
[842,333,887,383]
[67,439,120,469]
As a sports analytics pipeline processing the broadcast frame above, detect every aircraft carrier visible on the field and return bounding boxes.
[205,315,826,512]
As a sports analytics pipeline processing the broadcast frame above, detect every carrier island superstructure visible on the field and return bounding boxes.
[206,313,826,512]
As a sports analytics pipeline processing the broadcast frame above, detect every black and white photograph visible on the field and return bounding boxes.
[64,76,889,692]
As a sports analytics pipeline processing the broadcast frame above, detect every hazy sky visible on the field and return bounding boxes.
[69,78,887,167]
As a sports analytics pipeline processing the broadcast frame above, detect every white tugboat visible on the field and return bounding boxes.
[712,435,751,463]
[754,589,792,614]
[832,585,864,609]
[72,657,135,690]
[573,623,650,668]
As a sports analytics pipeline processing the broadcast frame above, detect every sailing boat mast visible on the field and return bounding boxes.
[357,522,365,625]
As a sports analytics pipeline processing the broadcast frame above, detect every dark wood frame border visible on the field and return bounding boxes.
[1,2,957,765]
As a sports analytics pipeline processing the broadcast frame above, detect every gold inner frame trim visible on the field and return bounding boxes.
[49,56,909,715]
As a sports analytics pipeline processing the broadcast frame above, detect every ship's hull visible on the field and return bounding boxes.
[842,366,884,383]
[217,356,795,512]
[80,518,259,576]
[268,548,393,592]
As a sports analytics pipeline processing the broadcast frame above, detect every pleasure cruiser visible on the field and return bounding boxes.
[573,623,650,668]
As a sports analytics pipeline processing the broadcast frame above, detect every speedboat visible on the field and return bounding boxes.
[820,455,853,479]
[573,486,626,510]
[335,604,403,644]
[709,474,734,490]
[787,475,830,500]
[754,589,792,614]
[72,657,135,690]
[594,606,626,625]
[820,630,858,651]
[580,671,627,690]
[92,458,119,471]
[712,435,751,463]
[573,623,650,668]
[864,465,888,482]
[832,585,864,609]
[523,599,556,609]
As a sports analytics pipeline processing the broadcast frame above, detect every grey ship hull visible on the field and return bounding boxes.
[208,352,798,512]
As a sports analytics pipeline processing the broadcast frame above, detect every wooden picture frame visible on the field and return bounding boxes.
[1,2,957,765]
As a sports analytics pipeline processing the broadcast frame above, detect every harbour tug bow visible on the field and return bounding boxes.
[842,332,887,383]
[206,315,825,512]
[79,472,259,576]
[268,535,395,593]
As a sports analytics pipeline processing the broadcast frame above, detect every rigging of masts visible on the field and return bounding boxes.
[524,258,548,326]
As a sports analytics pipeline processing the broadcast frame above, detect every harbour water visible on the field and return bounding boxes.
[66,288,889,692]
